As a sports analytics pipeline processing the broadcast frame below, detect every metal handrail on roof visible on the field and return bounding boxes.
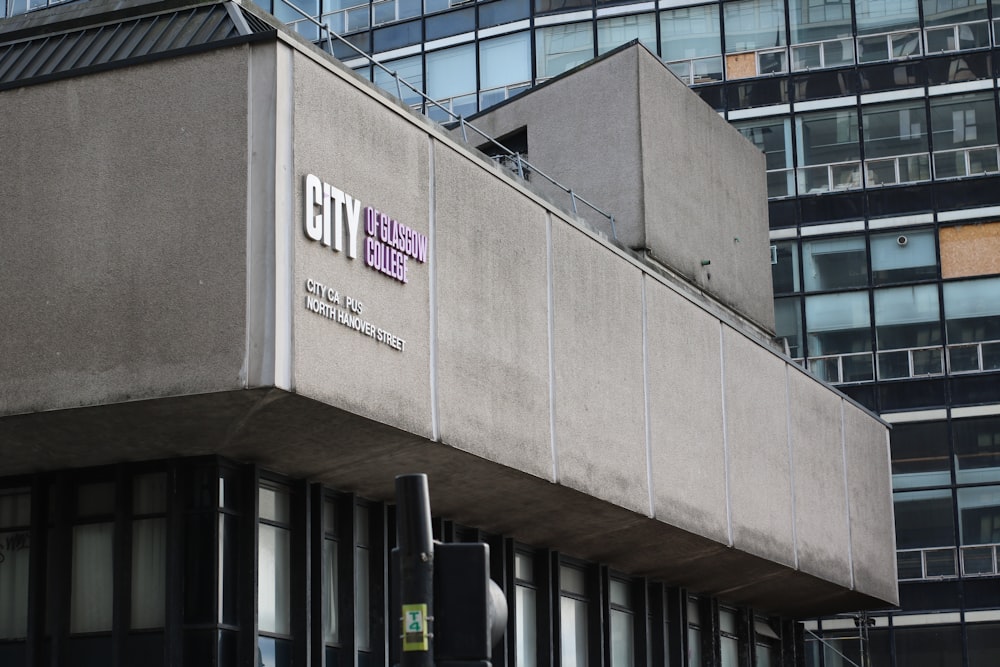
[274,0,618,242]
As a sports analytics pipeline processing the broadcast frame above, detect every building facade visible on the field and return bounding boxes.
[0,2,897,667]
[91,0,1000,663]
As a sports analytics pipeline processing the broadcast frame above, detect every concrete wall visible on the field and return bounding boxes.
[458,44,775,333]
[0,46,251,416]
[284,42,895,606]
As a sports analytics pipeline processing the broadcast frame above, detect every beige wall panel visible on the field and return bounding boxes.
[0,48,251,416]
[940,222,1000,279]
[433,145,553,479]
[551,224,648,514]
[637,52,774,331]
[788,370,853,588]
[844,405,899,604]
[723,328,795,566]
[291,54,432,438]
[646,278,729,542]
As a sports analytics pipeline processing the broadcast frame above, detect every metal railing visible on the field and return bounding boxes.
[276,0,619,241]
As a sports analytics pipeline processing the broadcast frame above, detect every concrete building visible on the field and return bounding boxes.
[0,1,896,666]
[110,0,1000,662]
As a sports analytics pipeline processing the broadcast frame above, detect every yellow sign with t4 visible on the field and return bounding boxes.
[402,603,429,652]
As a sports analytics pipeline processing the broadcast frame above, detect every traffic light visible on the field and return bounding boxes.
[391,474,508,667]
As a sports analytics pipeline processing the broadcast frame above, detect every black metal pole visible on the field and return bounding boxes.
[395,474,435,667]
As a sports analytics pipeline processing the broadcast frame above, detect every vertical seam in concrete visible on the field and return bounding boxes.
[785,364,799,569]
[642,276,654,518]
[274,44,294,391]
[841,399,856,590]
[720,322,733,547]
[547,213,559,483]
[429,138,440,442]
[242,47,254,389]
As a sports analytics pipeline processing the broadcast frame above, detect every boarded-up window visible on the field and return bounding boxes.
[941,222,1000,279]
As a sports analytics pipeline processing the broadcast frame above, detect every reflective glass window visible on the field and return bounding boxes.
[355,504,371,652]
[874,285,942,377]
[131,473,167,630]
[719,609,738,667]
[930,93,999,179]
[686,598,701,667]
[957,485,1000,545]
[259,482,291,636]
[609,579,633,667]
[944,276,1000,344]
[427,44,477,100]
[890,421,950,489]
[560,564,588,667]
[480,32,531,92]
[795,109,862,193]
[775,297,804,358]
[967,622,1000,665]
[374,55,424,106]
[954,416,1000,484]
[515,552,537,667]
[660,5,723,84]
[724,0,787,78]
[862,101,931,186]
[788,0,854,70]
[71,482,115,634]
[0,488,30,640]
[479,0,530,27]
[735,118,795,198]
[536,24,595,79]
[802,236,868,291]
[855,0,920,34]
[871,229,937,284]
[924,0,989,54]
[770,240,800,293]
[322,498,339,646]
[894,489,955,549]
[535,0,589,14]
[597,14,656,55]
[805,291,872,355]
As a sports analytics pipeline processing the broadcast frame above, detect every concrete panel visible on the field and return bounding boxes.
[723,327,795,566]
[0,48,251,416]
[290,53,433,438]
[844,404,899,605]
[788,369,853,588]
[433,145,553,479]
[636,50,774,331]
[550,223,648,514]
[645,276,728,543]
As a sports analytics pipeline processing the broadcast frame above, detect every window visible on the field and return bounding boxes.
[894,489,956,550]
[355,503,372,655]
[609,578,634,667]
[944,276,1000,343]
[954,416,1000,484]
[923,0,989,53]
[789,0,855,70]
[660,5,723,84]
[724,0,788,78]
[131,473,167,630]
[536,24,595,80]
[805,291,873,382]
[71,481,115,634]
[719,608,739,667]
[795,109,862,193]
[870,229,937,284]
[322,497,340,661]
[802,236,868,291]
[514,551,537,667]
[374,55,424,106]
[775,297,804,358]
[891,421,950,489]
[258,481,292,666]
[862,101,931,186]
[770,241,800,293]
[597,14,656,55]
[957,485,1000,545]
[929,93,999,179]
[894,624,963,667]
[686,597,701,667]
[855,0,921,62]
[0,487,30,640]
[735,118,795,198]
[560,564,589,667]
[426,44,477,120]
[873,285,942,378]
[479,32,532,109]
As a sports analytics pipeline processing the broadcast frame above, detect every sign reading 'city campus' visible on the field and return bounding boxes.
[301,174,429,353]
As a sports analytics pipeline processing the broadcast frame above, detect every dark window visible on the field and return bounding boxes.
[373,20,423,51]
[426,7,475,39]
[894,625,963,667]
[890,421,950,489]
[479,0,530,27]
[534,0,591,14]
